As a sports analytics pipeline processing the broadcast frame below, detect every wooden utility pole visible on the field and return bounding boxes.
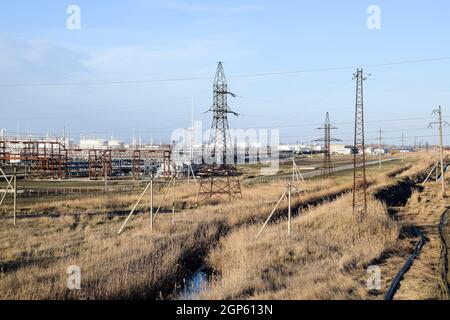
[291,158,304,183]
[256,182,297,238]
[118,181,152,235]
[429,106,448,196]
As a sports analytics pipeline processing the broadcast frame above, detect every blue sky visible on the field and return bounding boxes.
[0,0,449,145]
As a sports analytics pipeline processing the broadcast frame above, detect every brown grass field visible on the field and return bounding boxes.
[0,154,447,300]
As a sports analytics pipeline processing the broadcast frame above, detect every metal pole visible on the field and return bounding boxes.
[104,164,107,192]
[288,182,292,237]
[172,178,176,225]
[401,133,405,162]
[379,128,382,170]
[150,177,153,232]
[438,106,445,196]
[13,167,17,227]
[352,69,368,217]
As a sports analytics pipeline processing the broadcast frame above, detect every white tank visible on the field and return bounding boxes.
[79,138,107,149]
[108,139,124,149]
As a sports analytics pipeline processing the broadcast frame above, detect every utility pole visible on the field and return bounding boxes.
[352,69,368,218]
[401,133,405,162]
[379,128,383,169]
[172,177,176,225]
[287,182,292,237]
[197,62,242,204]
[150,176,154,232]
[104,164,108,192]
[429,106,448,196]
[188,99,197,184]
[13,167,17,227]
[191,98,195,163]
[256,182,297,238]
[314,112,340,178]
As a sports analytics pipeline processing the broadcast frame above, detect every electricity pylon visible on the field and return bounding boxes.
[314,112,340,177]
[196,62,242,204]
[352,69,369,218]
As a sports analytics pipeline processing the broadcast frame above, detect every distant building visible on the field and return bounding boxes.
[373,148,387,155]
[279,144,299,152]
[79,138,107,149]
[398,148,416,153]
[330,144,352,155]
[108,139,125,149]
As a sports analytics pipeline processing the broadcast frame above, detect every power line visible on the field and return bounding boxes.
[5,115,445,138]
[239,115,447,130]
[1,56,450,88]
[324,133,449,143]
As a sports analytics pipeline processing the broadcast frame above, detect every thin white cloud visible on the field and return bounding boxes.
[0,36,89,83]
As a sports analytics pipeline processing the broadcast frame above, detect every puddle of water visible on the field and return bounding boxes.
[179,270,210,300]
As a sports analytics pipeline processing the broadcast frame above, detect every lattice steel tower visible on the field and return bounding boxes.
[315,112,340,177]
[352,69,368,218]
[206,62,238,163]
[197,62,242,204]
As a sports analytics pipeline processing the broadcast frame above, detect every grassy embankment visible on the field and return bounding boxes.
[0,156,430,299]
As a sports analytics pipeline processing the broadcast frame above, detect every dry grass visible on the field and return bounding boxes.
[0,182,198,216]
[397,154,440,179]
[0,178,353,300]
[0,158,427,300]
[200,196,398,300]
[0,212,227,299]
[392,184,449,300]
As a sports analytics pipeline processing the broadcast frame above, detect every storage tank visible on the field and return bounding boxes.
[79,138,107,149]
[108,139,124,149]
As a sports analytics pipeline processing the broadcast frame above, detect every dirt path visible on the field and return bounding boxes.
[439,209,450,297]
[390,186,448,300]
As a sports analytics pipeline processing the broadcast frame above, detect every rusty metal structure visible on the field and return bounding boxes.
[0,139,68,178]
[315,112,340,177]
[0,137,172,179]
[352,69,368,218]
[197,62,242,204]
